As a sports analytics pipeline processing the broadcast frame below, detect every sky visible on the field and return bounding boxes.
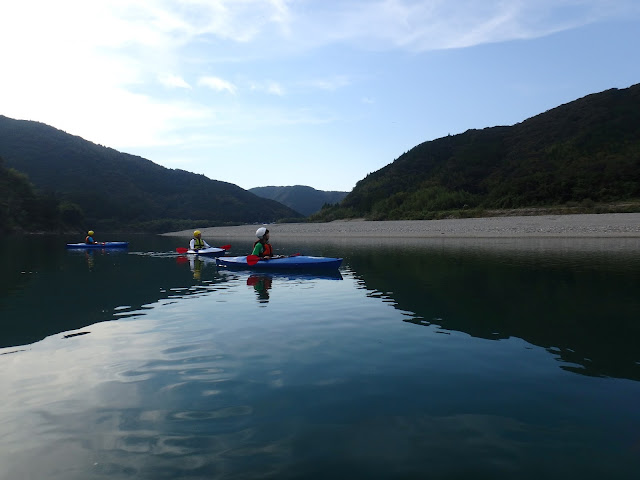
[1,1,639,192]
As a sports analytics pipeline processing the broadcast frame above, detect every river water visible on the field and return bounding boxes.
[1,234,639,479]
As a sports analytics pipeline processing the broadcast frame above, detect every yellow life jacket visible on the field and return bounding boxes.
[193,237,205,249]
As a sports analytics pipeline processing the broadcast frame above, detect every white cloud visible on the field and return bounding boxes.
[280,0,640,51]
[250,81,286,96]
[159,74,192,89]
[266,82,286,96]
[197,76,238,94]
[307,76,353,91]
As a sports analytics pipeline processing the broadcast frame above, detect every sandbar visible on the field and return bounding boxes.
[163,213,640,240]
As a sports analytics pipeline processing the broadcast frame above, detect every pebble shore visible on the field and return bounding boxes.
[164,212,640,240]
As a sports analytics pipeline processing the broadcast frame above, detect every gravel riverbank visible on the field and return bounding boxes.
[163,213,640,240]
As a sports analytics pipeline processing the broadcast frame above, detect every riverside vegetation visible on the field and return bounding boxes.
[312,83,640,221]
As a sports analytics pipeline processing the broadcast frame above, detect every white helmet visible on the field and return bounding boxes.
[256,227,267,238]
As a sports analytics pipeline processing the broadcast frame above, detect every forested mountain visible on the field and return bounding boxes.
[0,116,302,233]
[0,157,82,233]
[3,83,639,233]
[312,83,640,221]
[249,185,348,216]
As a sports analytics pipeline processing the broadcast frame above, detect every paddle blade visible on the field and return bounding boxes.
[219,244,231,251]
[246,255,260,266]
[176,247,189,254]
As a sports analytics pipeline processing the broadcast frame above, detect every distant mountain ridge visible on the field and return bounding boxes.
[249,185,348,216]
[313,83,640,221]
[0,116,302,232]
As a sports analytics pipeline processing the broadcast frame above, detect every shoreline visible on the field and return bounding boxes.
[162,212,640,240]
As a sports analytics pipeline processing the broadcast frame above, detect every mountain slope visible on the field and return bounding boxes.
[315,84,640,220]
[249,185,348,216]
[0,116,302,231]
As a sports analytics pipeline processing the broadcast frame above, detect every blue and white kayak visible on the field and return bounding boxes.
[66,242,129,249]
[216,255,342,270]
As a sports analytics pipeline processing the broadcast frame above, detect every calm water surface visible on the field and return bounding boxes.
[1,234,639,479]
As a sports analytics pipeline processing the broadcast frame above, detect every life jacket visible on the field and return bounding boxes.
[85,236,93,244]
[253,241,273,257]
[192,237,205,250]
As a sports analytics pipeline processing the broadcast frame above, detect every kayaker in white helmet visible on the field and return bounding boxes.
[189,230,211,251]
[252,227,273,259]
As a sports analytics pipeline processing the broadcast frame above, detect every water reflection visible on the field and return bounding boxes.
[0,245,228,348]
[180,255,218,281]
[2,235,639,382]
[247,275,273,303]
[338,242,640,381]
[65,247,130,272]
[243,271,344,304]
[2,234,640,479]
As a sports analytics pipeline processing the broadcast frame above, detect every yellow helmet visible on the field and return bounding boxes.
[193,230,201,236]
[88,230,95,236]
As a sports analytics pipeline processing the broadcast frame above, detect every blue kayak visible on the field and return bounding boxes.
[216,255,342,270]
[66,242,129,249]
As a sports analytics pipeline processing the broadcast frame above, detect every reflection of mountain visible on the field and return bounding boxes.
[0,248,225,348]
[347,249,640,381]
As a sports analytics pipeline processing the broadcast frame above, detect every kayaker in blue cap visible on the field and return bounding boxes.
[252,227,273,259]
[85,230,97,244]
[190,230,211,251]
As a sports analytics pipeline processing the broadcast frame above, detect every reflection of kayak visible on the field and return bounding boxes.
[247,271,343,282]
[66,242,129,249]
[176,245,229,257]
[183,247,227,257]
[217,255,342,270]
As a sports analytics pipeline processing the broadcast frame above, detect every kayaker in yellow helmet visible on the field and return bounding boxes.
[85,230,97,244]
[189,230,211,251]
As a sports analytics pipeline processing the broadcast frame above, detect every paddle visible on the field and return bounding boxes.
[176,244,231,254]
[246,253,300,266]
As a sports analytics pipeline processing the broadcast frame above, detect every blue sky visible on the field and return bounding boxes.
[1,1,639,192]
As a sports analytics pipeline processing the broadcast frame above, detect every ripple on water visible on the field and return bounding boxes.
[171,405,253,421]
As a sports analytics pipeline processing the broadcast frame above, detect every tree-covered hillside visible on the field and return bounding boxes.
[0,116,302,232]
[312,84,640,221]
[249,185,348,216]
[0,157,83,233]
